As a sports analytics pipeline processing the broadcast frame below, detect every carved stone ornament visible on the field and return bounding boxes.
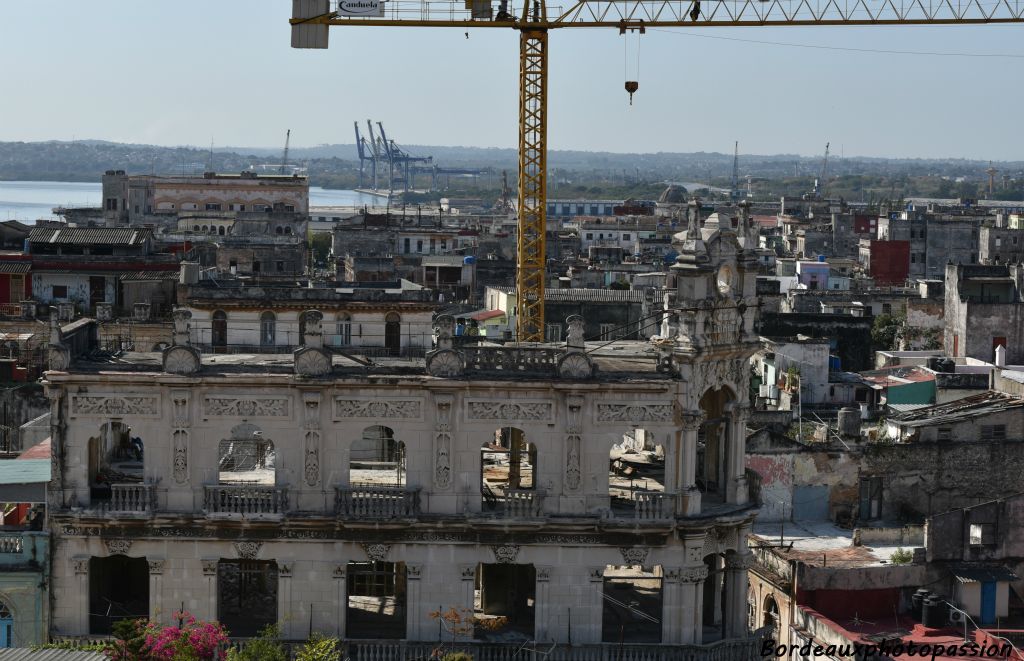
[588,567,605,582]
[71,395,159,416]
[492,545,520,564]
[597,403,674,423]
[701,534,718,559]
[663,567,682,582]
[434,432,452,489]
[406,563,423,580]
[171,307,192,345]
[557,352,594,380]
[171,393,190,427]
[202,559,218,575]
[148,559,165,575]
[426,349,465,378]
[301,310,324,348]
[304,431,320,487]
[172,430,188,484]
[294,347,332,377]
[335,399,422,420]
[163,345,201,375]
[566,315,585,349]
[564,434,582,492]
[361,543,391,562]
[73,557,89,575]
[433,315,455,350]
[205,398,289,418]
[332,566,346,579]
[468,401,553,421]
[234,541,263,560]
[105,538,133,555]
[278,563,292,578]
[303,396,321,430]
[536,566,551,582]
[566,396,584,433]
[680,566,710,583]
[725,553,754,571]
[460,565,476,580]
[48,345,71,371]
[619,547,649,566]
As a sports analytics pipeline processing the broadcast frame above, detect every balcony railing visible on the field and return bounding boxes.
[0,533,24,554]
[204,484,289,516]
[109,484,156,514]
[335,486,420,519]
[463,346,559,373]
[483,489,545,518]
[632,490,675,520]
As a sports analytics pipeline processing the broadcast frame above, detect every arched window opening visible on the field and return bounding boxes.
[698,387,734,505]
[218,225,225,236]
[608,428,666,517]
[284,226,293,235]
[601,565,663,643]
[211,310,227,352]
[88,421,144,505]
[275,226,284,235]
[384,312,401,356]
[349,426,406,488]
[218,436,276,486]
[763,595,780,639]
[260,311,276,348]
[481,427,537,513]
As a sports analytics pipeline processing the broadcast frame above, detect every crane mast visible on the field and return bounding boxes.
[280,129,291,175]
[291,0,1024,342]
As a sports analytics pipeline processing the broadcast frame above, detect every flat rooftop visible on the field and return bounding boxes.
[752,521,907,568]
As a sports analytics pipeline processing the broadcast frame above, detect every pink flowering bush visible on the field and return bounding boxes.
[106,612,230,661]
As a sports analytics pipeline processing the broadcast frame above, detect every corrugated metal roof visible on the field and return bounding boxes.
[0,459,50,485]
[891,391,1024,427]
[0,261,31,274]
[951,565,1018,583]
[29,227,149,246]
[0,651,106,660]
[120,271,179,282]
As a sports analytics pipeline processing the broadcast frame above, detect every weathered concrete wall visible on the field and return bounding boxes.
[758,313,873,372]
[0,384,49,451]
[853,524,924,547]
[797,563,924,591]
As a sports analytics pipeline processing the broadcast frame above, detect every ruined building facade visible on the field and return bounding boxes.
[44,201,764,655]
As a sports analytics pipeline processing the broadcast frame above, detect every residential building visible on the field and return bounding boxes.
[484,286,656,342]
[944,263,1024,364]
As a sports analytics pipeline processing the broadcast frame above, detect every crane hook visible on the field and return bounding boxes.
[625,81,639,105]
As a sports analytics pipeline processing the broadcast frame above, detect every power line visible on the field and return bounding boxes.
[649,28,1024,59]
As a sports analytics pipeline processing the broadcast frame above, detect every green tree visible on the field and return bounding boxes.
[227,625,287,661]
[871,313,903,352]
[295,633,342,661]
[309,232,333,266]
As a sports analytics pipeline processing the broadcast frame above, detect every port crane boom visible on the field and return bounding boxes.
[292,0,1023,341]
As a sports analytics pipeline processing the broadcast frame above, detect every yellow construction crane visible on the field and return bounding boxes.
[291,0,1023,341]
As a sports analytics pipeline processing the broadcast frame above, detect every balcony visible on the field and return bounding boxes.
[107,484,156,514]
[335,486,420,520]
[0,531,48,568]
[203,484,289,517]
[630,490,676,521]
[0,532,24,554]
[482,489,545,519]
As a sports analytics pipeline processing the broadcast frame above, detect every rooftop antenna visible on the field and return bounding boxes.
[731,141,740,201]
[207,138,215,173]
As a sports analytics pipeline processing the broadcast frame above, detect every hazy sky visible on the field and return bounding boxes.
[1,1,1022,160]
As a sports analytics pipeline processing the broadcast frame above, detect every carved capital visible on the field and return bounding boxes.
[588,567,605,582]
[725,553,754,571]
[73,556,89,575]
[201,559,218,576]
[279,563,292,578]
[407,563,423,580]
[536,566,551,582]
[333,566,347,580]
[148,559,165,575]
[460,564,476,581]
[680,566,710,583]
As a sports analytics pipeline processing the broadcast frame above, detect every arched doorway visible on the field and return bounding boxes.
[0,601,12,648]
[350,426,406,487]
[763,595,780,639]
[336,312,352,347]
[384,312,401,356]
[698,387,734,503]
[212,310,227,353]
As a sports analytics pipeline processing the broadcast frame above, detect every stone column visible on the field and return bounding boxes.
[148,559,165,624]
[727,407,749,505]
[459,564,476,625]
[73,556,89,635]
[201,559,218,622]
[333,565,347,639]
[580,568,605,644]
[406,563,422,640]
[278,563,293,638]
[723,553,753,638]
[679,565,708,644]
[534,566,552,642]
[661,568,682,644]
[677,411,703,516]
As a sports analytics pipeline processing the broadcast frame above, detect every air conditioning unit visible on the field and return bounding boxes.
[949,609,966,625]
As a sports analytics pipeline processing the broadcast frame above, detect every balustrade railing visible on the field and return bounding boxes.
[204,484,289,515]
[632,490,675,520]
[109,483,156,513]
[0,533,24,554]
[487,489,545,518]
[335,486,420,519]
[463,346,559,373]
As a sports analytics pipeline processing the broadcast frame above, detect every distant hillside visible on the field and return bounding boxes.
[1,140,1022,187]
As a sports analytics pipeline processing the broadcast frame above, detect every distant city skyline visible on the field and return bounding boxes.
[1,2,1022,161]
